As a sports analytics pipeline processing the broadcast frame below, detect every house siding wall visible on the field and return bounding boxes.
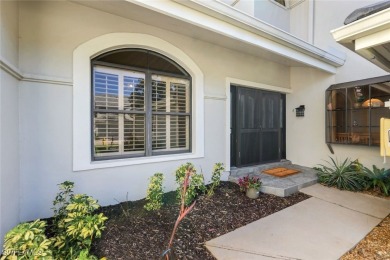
[254,0,290,32]
[286,0,388,168]
[0,1,20,247]
[18,1,291,222]
[289,0,311,43]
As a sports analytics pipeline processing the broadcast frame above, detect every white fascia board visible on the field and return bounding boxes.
[177,0,344,66]
[128,0,343,73]
[355,28,390,50]
[331,8,390,44]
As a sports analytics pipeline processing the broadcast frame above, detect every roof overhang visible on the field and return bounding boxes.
[331,7,390,72]
[71,0,345,73]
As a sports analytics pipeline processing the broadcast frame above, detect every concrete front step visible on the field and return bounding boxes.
[229,162,318,197]
[229,160,292,177]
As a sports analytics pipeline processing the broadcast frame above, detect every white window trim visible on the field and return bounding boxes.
[269,0,288,10]
[73,33,204,171]
[268,0,306,10]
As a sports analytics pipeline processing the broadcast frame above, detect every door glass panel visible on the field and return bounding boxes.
[240,92,255,129]
[240,132,261,165]
[262,93,280,129]
[235,88,282,166]
[262,132,279,162]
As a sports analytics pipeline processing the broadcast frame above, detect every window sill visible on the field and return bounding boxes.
[74,152,204,171]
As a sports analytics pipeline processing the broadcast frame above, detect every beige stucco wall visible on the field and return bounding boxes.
[254,0,290,32]
[17,1,291,222]
[3,0,388,235]
[0,0,20,247]
[289,0,311,43]
[286,0,389,168]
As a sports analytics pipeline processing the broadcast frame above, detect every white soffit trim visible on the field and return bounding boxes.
[331,8,390,44]
[355,28,390,50]
[128,0,344,73]
[331,8,390,72]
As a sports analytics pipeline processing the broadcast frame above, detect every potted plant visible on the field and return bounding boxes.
[238,175,262,199]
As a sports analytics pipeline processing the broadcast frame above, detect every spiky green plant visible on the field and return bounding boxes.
[363,165,390,196]
[315,157,366,191]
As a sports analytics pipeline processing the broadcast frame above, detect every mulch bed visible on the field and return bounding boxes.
[341,214,390,260]
[341,190,390,260]
[91,181,310,259]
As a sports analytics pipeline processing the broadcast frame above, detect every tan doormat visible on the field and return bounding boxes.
[262,167,300,177]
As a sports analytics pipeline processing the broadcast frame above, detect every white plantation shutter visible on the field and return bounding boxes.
[92,50,191,160]
[94,71,119,110]
[152,80,167,112]
[123,114,145,152]
[170,83,190,149]
[94,113,119,154]
[151,75,190,153]
[170,83,188,113]
[170,115,189,149]
[152,115,167,150]
[93,66,146,157]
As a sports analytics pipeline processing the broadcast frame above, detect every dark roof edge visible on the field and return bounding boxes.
[344,1,390,25]
[328,74,390,90]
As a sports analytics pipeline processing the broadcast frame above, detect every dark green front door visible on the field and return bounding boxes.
[231,85,285,167]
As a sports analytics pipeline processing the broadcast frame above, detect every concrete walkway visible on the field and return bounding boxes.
[206,184,390,260]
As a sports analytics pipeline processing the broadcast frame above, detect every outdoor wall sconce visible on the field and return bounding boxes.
[295,105,305,117]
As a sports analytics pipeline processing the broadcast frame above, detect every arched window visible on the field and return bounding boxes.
[92,49,191,160]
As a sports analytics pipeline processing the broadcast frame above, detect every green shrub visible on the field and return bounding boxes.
[315,157,366,191]
[207,163,225,196]
[52,181,74,224]
[175,163,206,206]
[144,173,165,211]
[1,220,53,260]
[1,181,107,260]
[363,165,390,196]
[51,182,108,260]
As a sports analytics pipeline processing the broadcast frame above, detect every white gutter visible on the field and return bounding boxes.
[331,7,390,44]
[331,7,390,72]
[128,0,344,73]
[181,0,344,65]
